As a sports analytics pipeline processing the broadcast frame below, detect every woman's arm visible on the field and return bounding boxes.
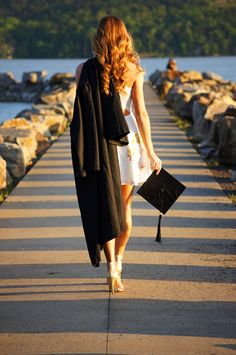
[132,72,162,174]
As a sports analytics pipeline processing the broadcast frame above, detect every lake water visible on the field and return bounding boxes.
[0,56,236,124]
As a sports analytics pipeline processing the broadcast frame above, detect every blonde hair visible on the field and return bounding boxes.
[92,15,144,95]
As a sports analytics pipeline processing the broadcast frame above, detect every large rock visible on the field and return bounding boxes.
[216,106,236,165]
[162,81,173,97]
[20,90,41,102]
[205,96,236,120]
[32,104,66,116]
[31,121,51,138]
[0,71,47,102]
[2,117,50,137]
[16,104,66,119]
[197,120,219,160]
[1,117,51,154]
[30,101,74,121]
[149,69,162,87]
[2,117,32,130]
[22,71,48,84]
[197,105,236,164]
[192,94,214,138]
[0,71,75,103]
[150,69,181,95]
[15,106,68,134]
[0,118,39,165]
[178,70,203,83]
[196,79,219,93]
[58,101,74,120]
[0,155,7,189]
[0,73,18,101]
[29,114,67,134]
[9,129,37,166]
[49,72,75,85]
[41,114,67,134]
[0,85,21,101]
[166,85,196,118]
[202,71,225,83]
[0,142,26,178]
[38,82,76,105]
[30,122,51,154]
[0,126,38,166]
[0,72,16,88]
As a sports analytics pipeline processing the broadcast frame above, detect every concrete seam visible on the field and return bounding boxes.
[105,291,111,355]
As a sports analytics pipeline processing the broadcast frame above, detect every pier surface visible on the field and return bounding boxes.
[0,83,235,355]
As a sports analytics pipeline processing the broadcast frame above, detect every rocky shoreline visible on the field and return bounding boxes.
[0,71,76,201]
[149,67,236,202]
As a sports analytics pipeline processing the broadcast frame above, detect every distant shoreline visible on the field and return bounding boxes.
[0,57,235,83]
[1,54,236,60]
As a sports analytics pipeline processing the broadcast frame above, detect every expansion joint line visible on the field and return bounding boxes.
[105,290,112,355]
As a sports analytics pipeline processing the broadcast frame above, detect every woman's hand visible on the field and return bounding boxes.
[148,153,162,175]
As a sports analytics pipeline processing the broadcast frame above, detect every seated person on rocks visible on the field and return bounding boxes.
[165,58,181,80]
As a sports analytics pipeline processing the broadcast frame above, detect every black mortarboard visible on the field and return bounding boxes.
[137,168,186,242]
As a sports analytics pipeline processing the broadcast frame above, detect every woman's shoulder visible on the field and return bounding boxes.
[126,61,140,75]
[125,62,144,86]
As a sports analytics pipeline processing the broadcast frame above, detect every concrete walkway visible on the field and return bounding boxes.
[0,83,235,355]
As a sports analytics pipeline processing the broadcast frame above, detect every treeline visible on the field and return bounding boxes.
[0,0,235,58]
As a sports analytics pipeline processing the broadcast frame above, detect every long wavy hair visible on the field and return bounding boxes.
[92,16,145,95]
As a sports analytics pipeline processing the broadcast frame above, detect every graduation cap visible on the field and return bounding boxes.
[137,168,186,242]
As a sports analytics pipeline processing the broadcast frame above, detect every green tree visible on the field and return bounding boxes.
[0,0,235,58]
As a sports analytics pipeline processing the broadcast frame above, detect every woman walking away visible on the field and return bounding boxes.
[70,16,162,293]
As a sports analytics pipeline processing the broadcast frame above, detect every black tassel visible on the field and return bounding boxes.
[156,213,162,243]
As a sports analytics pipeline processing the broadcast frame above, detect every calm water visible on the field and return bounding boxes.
[0,56,236,124]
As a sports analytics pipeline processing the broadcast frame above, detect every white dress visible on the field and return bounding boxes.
[117,85,153,185]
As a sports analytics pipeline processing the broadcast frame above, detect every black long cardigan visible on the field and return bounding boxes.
[70,57,130,267]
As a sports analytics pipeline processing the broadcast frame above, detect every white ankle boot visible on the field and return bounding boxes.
[116,255,124,292]
[107,261,118,294]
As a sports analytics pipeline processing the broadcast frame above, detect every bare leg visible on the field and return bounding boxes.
[103,238,116,262]
[103,238,117,293]
[103,184,134,292]
[115,184,134,256]
[113,184,134,291]
[103,184,134,261]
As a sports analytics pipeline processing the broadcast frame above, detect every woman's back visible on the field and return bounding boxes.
[119,85,132,113]
[76,60,139,116]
